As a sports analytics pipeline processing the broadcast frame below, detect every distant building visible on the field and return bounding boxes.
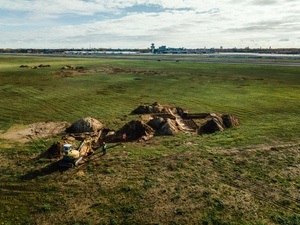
[153,44,215,54]
[151,43,155,54]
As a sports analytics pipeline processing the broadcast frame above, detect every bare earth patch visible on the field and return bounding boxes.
[0,121,69,143]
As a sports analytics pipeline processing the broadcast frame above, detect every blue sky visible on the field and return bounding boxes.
[0,0,299,49]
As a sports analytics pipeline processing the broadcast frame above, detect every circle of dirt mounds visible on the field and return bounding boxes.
[130,102,240,136]
[53,65,86,77]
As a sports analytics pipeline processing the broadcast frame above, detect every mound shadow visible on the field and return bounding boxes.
[20,161,69,181]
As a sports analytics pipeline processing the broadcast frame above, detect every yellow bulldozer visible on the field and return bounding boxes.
[58,138,95,168]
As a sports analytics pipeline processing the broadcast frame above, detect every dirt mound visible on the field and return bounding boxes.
[147,117,180,135]
[0,122,69,143]
[20,65,30,68]
[159,118,180,135]
[38,64,51,67]
[61,65,85,70]
[131,102,169,114]
[20,64,51,69]
[222,114,240,128]
[132,102,187,116]
[66,117,103,133]
[147,117,165,130]
[198,117,225,135]
[198,114,240,135]
[42,141,65,158]
[116,120,154,141]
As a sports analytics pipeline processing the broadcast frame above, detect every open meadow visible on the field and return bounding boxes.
[0,54,299,225]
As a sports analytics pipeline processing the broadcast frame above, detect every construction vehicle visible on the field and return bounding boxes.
[58,138,95,168]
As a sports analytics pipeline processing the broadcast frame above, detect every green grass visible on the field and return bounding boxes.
[0,55,299,225]
[0,55,299,143]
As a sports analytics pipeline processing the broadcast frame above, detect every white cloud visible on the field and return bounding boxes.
[0,0,299,48]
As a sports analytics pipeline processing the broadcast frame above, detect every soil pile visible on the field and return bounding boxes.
[43,141,65,158]
[159,118,180,135]
[198,113,240,135]
[116,120,154,141]
[222,114,240,128]
[131,102,169,114]
[19,64,51,69]
[66,117,103,133]
[147,117,179,135]
[61,65,85,70]
[198,116,225,134]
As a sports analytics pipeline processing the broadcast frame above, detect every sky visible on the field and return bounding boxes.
[0,0,299,49]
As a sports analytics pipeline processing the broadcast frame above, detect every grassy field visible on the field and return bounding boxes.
[0,55,299,225]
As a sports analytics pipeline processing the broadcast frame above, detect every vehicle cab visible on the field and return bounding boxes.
[62,144,80,161]
[62,144,73,154]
